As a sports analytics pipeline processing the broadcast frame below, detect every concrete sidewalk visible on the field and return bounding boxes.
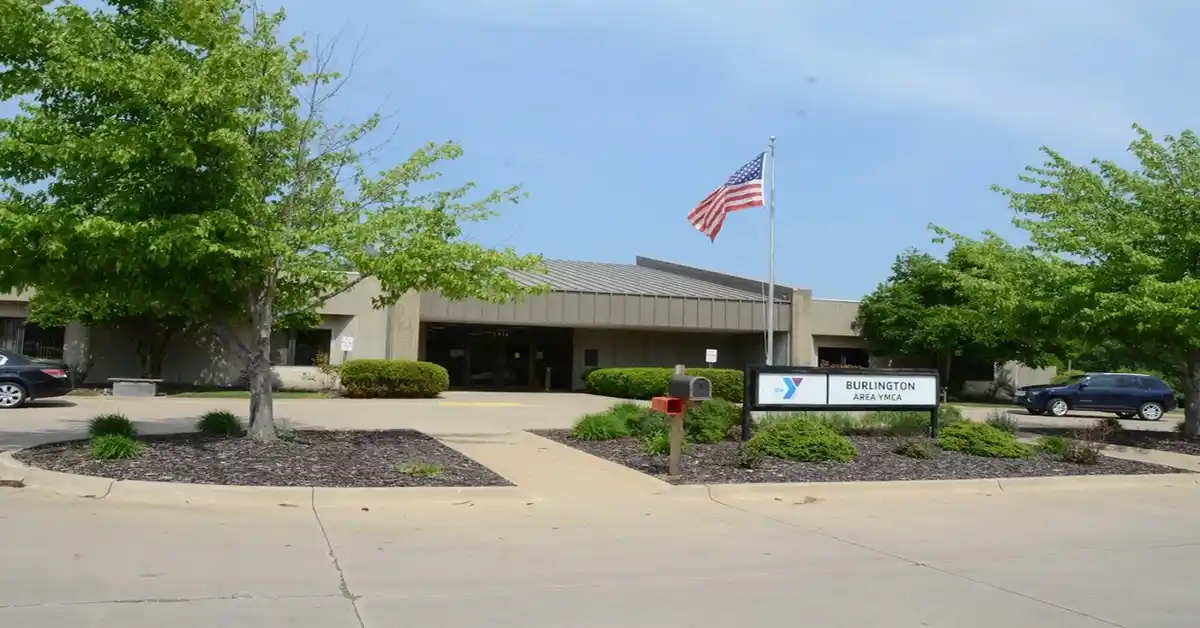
[4,478,1200,626]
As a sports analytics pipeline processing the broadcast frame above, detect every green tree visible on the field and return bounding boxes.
[988,125,1200,437]
[854,239,1055,391]
[0,0,546,439]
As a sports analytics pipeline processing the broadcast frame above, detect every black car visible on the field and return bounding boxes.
[1014,372,1176,420]
[0,350,73,409]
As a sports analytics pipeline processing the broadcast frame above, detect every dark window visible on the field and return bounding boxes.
[816,347,870,368]
[583,349,599,368]
[23,323,65,360]
[1138,377,1170,391]
[0,318,64,360]
[0,350,31,365]
[956,357,996,381]
[270,329,333,366]
[1115,375,1141,388]
[293,329,331,367]
[1088,375,1120,387]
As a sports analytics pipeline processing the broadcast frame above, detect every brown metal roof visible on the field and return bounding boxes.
[509,260,777,302]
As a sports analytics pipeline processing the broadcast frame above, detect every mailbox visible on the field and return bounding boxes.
[668,374,711,401]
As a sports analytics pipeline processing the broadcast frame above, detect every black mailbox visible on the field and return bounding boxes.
[669,374,711,401]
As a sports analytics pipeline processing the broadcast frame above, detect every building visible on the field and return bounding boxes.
[0,257,1050,394]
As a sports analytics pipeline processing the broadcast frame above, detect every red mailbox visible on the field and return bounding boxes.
[650,396,684,416]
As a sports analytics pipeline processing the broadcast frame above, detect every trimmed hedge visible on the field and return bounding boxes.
[340,359,449,398]
[584,367,743,403]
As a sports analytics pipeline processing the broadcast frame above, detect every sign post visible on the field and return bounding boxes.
[740,366,941,441]
[705,348,718,368]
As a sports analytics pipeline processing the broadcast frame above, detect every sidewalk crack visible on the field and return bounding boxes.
[309,487,364,628]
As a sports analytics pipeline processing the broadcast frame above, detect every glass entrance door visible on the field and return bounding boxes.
[467,336,500,388]
[500,341,531,388]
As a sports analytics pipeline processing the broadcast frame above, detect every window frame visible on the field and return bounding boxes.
[271,328,333,367]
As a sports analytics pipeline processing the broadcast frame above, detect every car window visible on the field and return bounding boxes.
[1138,377,1170,391]
[1088,375,1121,387]
[0,351,30,366]
[1115,375,1142,388]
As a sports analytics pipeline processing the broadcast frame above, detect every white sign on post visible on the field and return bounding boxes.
[340,336,355,353]
[704,348,718,364]
[827,374,937,406]
[754,372,938,407]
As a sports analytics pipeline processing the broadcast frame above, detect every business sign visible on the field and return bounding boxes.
[743,366,941,441]
[340,336,355,352]
[705,348,718,364]
[750,369,939,408]
[827,374,938,406]
[755,373,827,405]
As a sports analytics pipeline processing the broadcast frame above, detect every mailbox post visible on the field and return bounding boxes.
[651,373,712,477]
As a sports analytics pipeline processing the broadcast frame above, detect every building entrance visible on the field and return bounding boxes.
[422,324,574,391]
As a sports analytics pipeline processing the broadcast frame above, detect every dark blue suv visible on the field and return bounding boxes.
[1014,372,1176,420]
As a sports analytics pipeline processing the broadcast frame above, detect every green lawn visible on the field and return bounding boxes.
[169,390,332,399]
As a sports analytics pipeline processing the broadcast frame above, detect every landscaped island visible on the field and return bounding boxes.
[15,411,509,488]
[538,401,1181,485]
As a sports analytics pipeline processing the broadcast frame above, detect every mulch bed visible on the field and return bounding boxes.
[1027,427,1200,457]
[536,430,1183,485]
[15,430,511,488]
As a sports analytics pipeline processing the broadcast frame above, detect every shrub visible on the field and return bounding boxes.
[88,413,137,439]
[640,431,690,456]
[790,411,858,434]
[1062,442,1102,465]
[606,402,651,431]
[1100,416,1124,433]
[984,410,1019,434]
[196,410,247,437]
[684,398,740,443]
[340,359,449,399]
[397,461,442,476]
[938,404,966,426]
[938,422,1032,459]
[91,434,144,460]
[571,411,629,441]
[583,367,743,402]
[1034,435,1071,456]
[628,407,670,438]
[893,438,936,459]
[864,411,932,437]
[744,418,857,463]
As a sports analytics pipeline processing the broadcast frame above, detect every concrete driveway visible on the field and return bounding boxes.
[0,392,622,450]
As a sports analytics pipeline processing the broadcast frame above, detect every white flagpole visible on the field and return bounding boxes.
[765,136,777,365]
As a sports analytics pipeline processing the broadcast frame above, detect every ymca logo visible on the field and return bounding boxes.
[775,376,803,399]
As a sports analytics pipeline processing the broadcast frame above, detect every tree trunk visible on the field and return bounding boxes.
[247,292,277,441]
[133,330,171,379]
[1185,354,1200,439]
[941,353,953,399]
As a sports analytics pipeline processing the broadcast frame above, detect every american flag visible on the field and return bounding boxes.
[687,152,765,240]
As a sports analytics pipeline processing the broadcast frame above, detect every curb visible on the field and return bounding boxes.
[668,472,1200,502]
[0,450,537,507]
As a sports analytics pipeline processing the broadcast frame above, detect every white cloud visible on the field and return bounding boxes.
[416,0,1195,147]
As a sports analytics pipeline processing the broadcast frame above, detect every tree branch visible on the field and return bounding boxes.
[212,322,251,358]
[280,272,372,318]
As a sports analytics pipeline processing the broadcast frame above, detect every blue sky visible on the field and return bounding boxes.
[34,1,1200,299]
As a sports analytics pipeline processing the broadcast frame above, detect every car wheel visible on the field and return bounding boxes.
[0,382,28,409]
[1047,397,1070,417]
[1027,409,1045,416]
[1138,401,1165,421]
[1116,412,1134,420]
